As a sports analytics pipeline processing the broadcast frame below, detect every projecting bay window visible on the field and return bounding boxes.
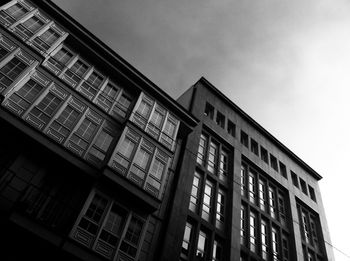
[78,70,104,100]
[109,127,170,198]
[0,2,30,25]
[201,179,213,222]
[14,15,45,39]
[63,58,89,87]
[215,189,225,230]
[71,191,146,261]
[189,171,201,213]
[0,56,29,92]
[45,45,74,74]
[131,93,180,151]
[31,27,60,52]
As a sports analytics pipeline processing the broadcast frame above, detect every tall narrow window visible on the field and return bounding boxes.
[182,222,193,256]
[249,211,257,253]
[197,134,207,165]
[207,141,218,174]
[204,102,214,119]
[160,115,178,150]
[196,230,207,258]
[218,149,228,182]
[32,28,60,51]
[241,131,249,147]
[189,172,201,213]
[97,83,118,111]
[272,227,280,261]
[119,216,144,259]
[278,193,286,226]
[270,154,278,172]
[129,141,153,183]
[88,128,113,162]
[7,79,44,113]
[201,180,213,221]
[212,240,223,261]
[215,189,225,230]
[49,105,81,140]
[291,171,299,188]
[114,131,138,173]
[279,161,287,179]
[227,120,235,137]
[146,105,165,139]
[241,165,247,197]
[261,220,268,260]
[113,93,131,118]
[260,146,269,164]
[133,96,153,129]
[282,234,289,261]
[69,117,98,154]
[250,138,259,156]
[248,171,256,204]
[268,186,276,219]
[0,57,27,90]
[300,178,308,195]
[308,185,317,202]
[146,150,168,196]
[240,205,246,245]
[258,179,267,211]
[216,111,225,128]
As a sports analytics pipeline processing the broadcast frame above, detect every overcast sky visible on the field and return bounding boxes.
[52,0,350,259]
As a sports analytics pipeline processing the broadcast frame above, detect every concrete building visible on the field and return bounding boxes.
[0,1,333,261]
[160,78,334,261]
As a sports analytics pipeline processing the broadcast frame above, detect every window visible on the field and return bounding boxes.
[272,227,280,261]
[109,127,170,198]
[250,138,259,156]
[181,222,193,256]
[159,114,178,150]
[189,172,201,213]
[248,171,256,204]
[218,149,228,182]
[291,171,299,188]
[268,186,276,219]
[282,234,289,261]
[212,239,223,261]
[0,56,28,90]
[241,165,247,197]
[87,125,114,163]
[7,79,44,114]
[261,220,268,260]
[96,82,119,111]
[270,154,278,171]
[112,93,132,118]
[278,192,286,226]
[15,16,45,38]
[64,58,89,86]
[47,46,74,72]
[249,211,257,253]
[80,71,104,99]
[32,28,60,51]
[196,230,207,258]
[240,130,249,147]
[197,134,207,165]
[207,141,218,174]
[258,179,267,211]
[71,192,145,260]
[215,111,225,128]
[215,189,225,230]
[308,185,316,202]
[0,3,28,24]
[204,102,214,119]
[132,95,153,129]
[202,179,213,221]
[300,178,308,195]
[240,205,246,245]
[279,161,287,179]
[0,46,10,61]
[260,146,268,164]
[227,120,235,137]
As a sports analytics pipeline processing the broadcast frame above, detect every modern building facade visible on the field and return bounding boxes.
[0,1,333,261]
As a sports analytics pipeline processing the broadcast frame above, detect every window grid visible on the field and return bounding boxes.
[0,56,28,90]
[0,3,28,24]
[32,28,60,51]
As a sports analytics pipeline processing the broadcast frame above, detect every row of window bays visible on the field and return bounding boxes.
[0,40,181,199]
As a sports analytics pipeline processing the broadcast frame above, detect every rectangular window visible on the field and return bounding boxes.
[49,105,81,140]
[261,220,268,260]
[207,141,218,174]
[189,171,201,213]
[218,149,228,182]
[240,130,249,147]
[32,28,60,51]
[204,102,214,119]
[308,185,316,202]
[15,16,45,38]
[119,216,144,258]
[258,179,267,211]
[291,171,299,188]
[197,134,207,165]
[0,46,10,61]
[133,95,153,129]
[241,165,247,197]
[0,3,28,24]
[0,57,27,90]
[282,234,289,261]
[181,222,193,256]
[68,117,98,154]
[196,230,207,258]
[7,79,44,114]
[250,138,259,156]
[248,171,256,204]
[279,161,287,179]
[215,189,225,230]
[146,105,165,139]
[129,141,154,183]
[272,227,279,261]
[240,205,246,245]
[201,180,213,221]
[268,186,276,219]
[270,154,278,171]
[112,93,132,118]
[88,128,114,162]
[216,111,225,128]
[80,71,104,99]
[249,211,257,253]
[260,146,269,164]
[212,239,223,261]
[160,114,178,150]
[96,83,119,111]
[47,46,74,72]
[278,192,286,226]
[227,120,235,137]
[64,59,89,86]
[300,178,308,195]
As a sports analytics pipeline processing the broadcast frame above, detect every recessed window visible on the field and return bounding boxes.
[241,131,249,148]
[270,154,278,172]
[291,171,299,188]
[250,138,259,156]
[308,185,316,202]
[279,162,287,179]
[227,120,236,137]
[204,102,214,119]
[260,146,268,164]
[216,111,225,128]
[299,178,308,195]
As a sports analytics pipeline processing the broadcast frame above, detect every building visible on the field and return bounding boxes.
[0,1,334,261]
[160,78,334,261]
[0,1,197,260]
